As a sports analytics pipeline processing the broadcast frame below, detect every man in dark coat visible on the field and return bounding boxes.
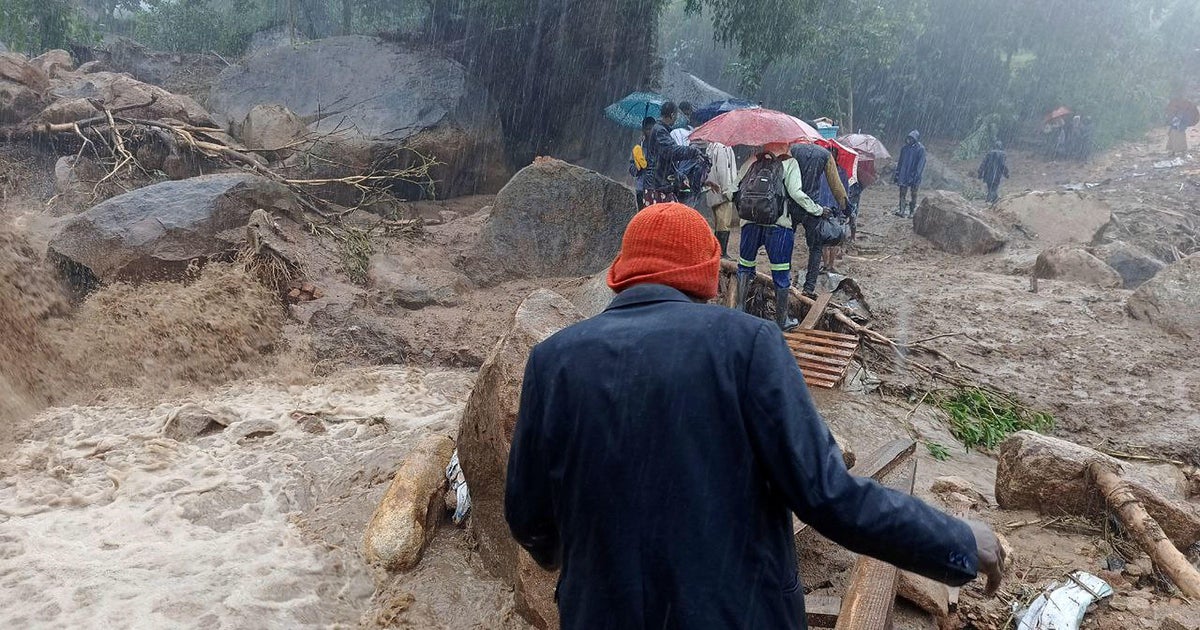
[977,140,1010,204]
[893,130,926,217]
[506,202,1005,630]
[790,143,847,297]
[643,101,705,205]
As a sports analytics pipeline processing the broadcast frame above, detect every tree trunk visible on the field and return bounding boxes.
[1087,463,1200,599]
[341,0,352,35]
[846,75,855,135]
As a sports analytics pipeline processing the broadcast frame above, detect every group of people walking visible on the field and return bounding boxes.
[629,101,857,332]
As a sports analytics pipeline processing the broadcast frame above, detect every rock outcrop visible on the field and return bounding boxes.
[362,434,456,572]
[47,71,215,126]
[48,173,297,286]
[996,431,1200,547]
[1093,240,1165,289]
[1126,253,1200,339]
[912,190,1007,255]
[0,52,47,123]
[457,289,584,629]
[464,158,638,285]
[162,403,237,441]
[209,36,509,199]
[1033,245,1122,288]
[996,191,1113,246]
[564,268,616,318]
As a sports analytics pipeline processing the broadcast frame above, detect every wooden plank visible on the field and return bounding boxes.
[796,360,845,375]
[805,595,843,628]
[798,291,833,330]
[847,439,916,480]
[835,457,918,630]
[799,329,861,341]
[787,333,860,350]
[788,343,857,358]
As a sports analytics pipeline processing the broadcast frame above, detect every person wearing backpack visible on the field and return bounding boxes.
[644,102,705,205]
[734,143,824,331]
[791,143,848,296]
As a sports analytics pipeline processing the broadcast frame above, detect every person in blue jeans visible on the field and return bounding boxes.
[735,142,825,331]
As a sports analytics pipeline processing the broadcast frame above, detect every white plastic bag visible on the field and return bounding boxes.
[1016,571,1113,630]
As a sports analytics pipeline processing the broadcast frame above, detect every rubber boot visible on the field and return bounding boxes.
[775,289,798,332]
[734,273,752,312]
[716,231,730,259]
[908,199,917,218]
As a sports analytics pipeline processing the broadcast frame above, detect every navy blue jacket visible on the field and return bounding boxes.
[644,122,702,193]
[506,284,979,630]
[894,130,927,187]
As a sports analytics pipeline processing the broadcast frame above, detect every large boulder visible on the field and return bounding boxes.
[458,289,584,629]
[208,36,510,199]
[30,49,74,79]
[912,190,1007,255]
[996,431,1200,547]
[362,434,455,572]
[1092,240,1165,289]
[1033,245,1122,288]
[48,173,297,285]
[240,103,308,159]
[1126,253,1200,339]
[921,152,970,192]
[465,158,638,285]
[0,52,47,123]
[564,268,616,318]
[660,63,734,108]
[47,71,214,126]
[996,191,1113,246]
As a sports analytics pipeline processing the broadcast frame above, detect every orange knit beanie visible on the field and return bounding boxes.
[607,202,721,300]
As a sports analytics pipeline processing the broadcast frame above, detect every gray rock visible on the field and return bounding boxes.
[48,173,298,287]
[564,268,615,318]
[49,71,214,125]
[162,403,237,441]
[30,49,73,79]
[1093,240,1165,289]
[209,36,509,200]
[1126,253,1200,339]
[913,190,1007,255]
[1033,245,1122,288]
[53,155,104,195]
[366,253,466,310]
[0,53,47,124]
[458,289,583,629]
[465,158,638,285]
[921,152,970,192]
[996,191,1113,246]
[239,103,308,160]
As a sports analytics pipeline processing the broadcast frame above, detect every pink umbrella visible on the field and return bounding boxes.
[689,108,822,147]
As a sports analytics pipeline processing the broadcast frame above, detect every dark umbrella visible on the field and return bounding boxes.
[689,99,760,127]
[605,92,667,129]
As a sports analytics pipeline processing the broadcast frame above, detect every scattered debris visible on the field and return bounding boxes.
[444,450,471,527]
[1015,571,1113,630]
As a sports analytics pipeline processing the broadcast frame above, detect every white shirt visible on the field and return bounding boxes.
[670,127,693,147]
[704,142,738,207]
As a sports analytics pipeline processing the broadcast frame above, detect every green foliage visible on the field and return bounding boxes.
[131,0,267,56]
[924,441,951,462]
[0,0,95,55]
[935,388,1054,452]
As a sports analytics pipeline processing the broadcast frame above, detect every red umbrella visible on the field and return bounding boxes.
[689,108,822,147]
[817,138,859,181]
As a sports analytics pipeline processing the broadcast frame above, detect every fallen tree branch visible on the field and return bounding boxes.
[1087,462,1200,599]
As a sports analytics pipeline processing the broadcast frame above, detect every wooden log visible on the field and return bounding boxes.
[1087,462,1200,599]
[897,571,950,620]
[835,457,917,630]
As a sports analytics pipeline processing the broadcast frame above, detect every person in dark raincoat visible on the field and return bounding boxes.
[629,117,657,208]
[893,130,926,217]
[506,202,1006,630]
[644,101,705,205]
[977,140,1010,204]
[790,143,846,297]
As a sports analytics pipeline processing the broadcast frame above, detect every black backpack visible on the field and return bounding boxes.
[735,153,788,224]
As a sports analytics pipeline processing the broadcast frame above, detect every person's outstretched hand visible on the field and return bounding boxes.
[966,519,1005,596]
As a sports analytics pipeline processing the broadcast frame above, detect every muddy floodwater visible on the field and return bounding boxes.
[0,367,508,628]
